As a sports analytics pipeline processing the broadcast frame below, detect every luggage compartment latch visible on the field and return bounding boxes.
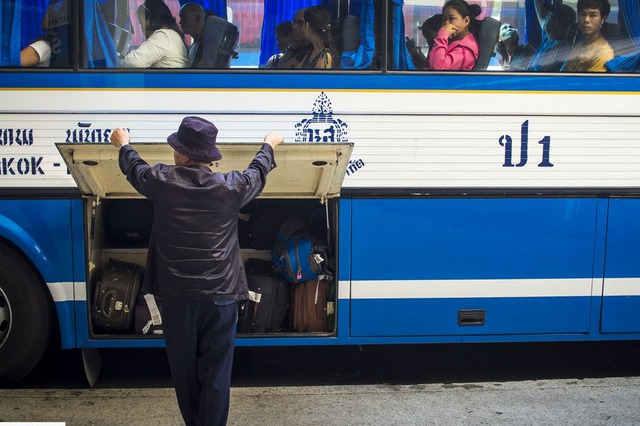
[458,309,485,326]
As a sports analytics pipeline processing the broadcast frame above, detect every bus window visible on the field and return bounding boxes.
[0,0,72,68]
[400,0,637,74]
[228,0,263,68]
[233,0,380,70]
[94,0,186,69]
[84,0,381,70]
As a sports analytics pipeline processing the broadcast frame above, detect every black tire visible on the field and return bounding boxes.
[0,243,52,387]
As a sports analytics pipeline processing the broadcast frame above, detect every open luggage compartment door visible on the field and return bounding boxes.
[56,142,354,200]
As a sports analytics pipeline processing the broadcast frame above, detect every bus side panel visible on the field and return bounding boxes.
[349,197,598,337]
[601,198,640,333]
[0,198,77,348]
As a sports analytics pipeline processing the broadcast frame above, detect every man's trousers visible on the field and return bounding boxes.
[163,299,238,426]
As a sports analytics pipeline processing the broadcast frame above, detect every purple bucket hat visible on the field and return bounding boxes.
[167,116,222,162]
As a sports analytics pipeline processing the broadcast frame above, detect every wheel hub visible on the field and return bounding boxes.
[0,286,11,349]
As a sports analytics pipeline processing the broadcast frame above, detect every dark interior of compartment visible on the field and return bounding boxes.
[102,199,154,248]
[239,199,330,250]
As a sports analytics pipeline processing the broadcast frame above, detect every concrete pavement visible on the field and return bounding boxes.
[2,376,640,425]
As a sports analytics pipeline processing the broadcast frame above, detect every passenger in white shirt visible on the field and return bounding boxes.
[123,0,188,68]
[21,40,52,67]
[20,0,68,67]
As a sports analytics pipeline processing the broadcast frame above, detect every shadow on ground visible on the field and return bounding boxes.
[13,340,640,389]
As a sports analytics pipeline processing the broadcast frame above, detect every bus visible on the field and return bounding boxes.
[1,0,640,386]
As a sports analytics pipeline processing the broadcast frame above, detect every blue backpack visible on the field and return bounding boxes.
[271,218,332,284]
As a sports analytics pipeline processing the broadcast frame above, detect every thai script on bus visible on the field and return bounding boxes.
[499,120,553,168]
[346,159,365,176]
[65,128,112,144]
[1,129,33,146]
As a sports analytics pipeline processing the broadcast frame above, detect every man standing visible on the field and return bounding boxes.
[179,2,206,67]
[110,117,283,426]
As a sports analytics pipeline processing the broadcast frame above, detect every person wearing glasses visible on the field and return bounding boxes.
[276,8,312,69]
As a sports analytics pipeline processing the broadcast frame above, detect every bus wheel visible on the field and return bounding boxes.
[0,245,52,386]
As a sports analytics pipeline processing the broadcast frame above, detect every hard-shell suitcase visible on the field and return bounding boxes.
[237,259,290,333]
[92,258,143,332]
[198,15,239,69]
[290,279,330,332]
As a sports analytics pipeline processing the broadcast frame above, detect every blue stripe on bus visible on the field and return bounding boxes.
[350,296,593,337]
[350,197,598,281]
[2,72,640,93]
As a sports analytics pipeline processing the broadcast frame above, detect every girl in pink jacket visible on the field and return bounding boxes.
[429,0,481,71]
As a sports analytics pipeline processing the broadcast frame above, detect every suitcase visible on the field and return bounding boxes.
[237,259,290,333]
[92,259,143,332]
[290,279,330,332]
[134,293,163,335]
[198,15,239,69]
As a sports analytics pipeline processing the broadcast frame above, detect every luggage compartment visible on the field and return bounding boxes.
[58,142,352,340]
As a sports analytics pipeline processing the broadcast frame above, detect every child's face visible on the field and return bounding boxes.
[442,7,470,32]
[578,7,605,38]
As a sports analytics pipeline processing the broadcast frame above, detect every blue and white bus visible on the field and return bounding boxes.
[1,0,640,386]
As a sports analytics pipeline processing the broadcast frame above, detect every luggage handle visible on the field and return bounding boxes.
[101,289,118,318]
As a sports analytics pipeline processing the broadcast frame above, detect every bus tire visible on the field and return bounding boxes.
[0,244,52,386]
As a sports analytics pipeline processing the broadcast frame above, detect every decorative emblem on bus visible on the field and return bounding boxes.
[294,92,348,143]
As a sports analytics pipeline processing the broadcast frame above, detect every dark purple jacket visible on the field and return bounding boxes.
[118,143,276,300]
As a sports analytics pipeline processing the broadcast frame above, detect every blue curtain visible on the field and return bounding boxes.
[0,0,22,65]
[604,0,640,72]
[390,0,414,70]
[606,52,640,72]
[618,0,640,50]
[259,0,321,66]
[85,0,119,68]
[179,0,227,21]
[341,0,374,69]
[20,0,48,49]
[524,0,542,47]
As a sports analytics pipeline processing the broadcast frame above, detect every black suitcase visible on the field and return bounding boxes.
[134,293,163,335]
[198,15,239,69]
[92,259,143,333]
[237,259,291,333]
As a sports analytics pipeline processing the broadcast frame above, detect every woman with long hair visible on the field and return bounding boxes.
[299,5,337,69]
[429,0,481,71]
[123,0,188,68]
